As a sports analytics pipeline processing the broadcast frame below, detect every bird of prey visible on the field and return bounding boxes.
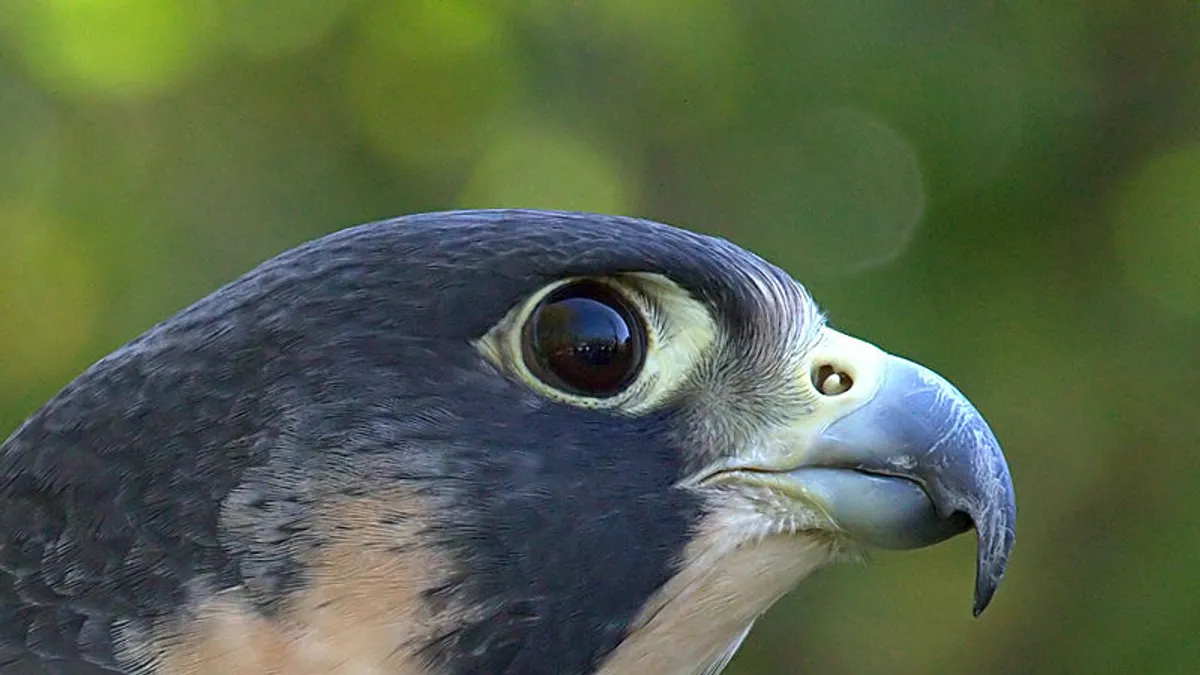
[0,209,1015,675]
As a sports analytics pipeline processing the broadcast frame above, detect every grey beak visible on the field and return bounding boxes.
[810,354,1017,616]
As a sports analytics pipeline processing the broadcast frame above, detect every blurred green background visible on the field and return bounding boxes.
[1,1,1198,673]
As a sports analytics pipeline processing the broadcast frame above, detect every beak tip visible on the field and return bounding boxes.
[972,559,1001,616]
[972,597,990,618]
[971,498,1016,617]
[972,550,1008,616]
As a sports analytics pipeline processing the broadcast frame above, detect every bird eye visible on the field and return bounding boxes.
[522,280,647,397]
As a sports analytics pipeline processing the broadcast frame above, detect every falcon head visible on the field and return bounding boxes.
[0,209,1015,675]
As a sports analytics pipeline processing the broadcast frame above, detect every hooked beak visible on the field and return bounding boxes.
[715,328,1016,615]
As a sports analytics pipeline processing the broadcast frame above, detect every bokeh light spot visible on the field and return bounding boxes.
[521,0,747,140]
[15,0,216,97]
[1112,144,1200,318]
[457,123,634,214]
[343,0,522,169]
[217,0,353,59]
[371,0,507,62]
[734,106,926,277]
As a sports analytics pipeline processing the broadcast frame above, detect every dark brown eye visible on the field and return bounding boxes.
[522,280,646,397]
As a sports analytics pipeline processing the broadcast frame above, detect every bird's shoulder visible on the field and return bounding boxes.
[0,336,277,672]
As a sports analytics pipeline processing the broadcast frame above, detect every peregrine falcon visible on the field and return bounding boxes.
[0,209,1015,675]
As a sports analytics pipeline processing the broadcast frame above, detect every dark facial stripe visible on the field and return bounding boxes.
[413,396,705,675]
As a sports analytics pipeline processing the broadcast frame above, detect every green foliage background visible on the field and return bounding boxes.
[1,1,1197,672]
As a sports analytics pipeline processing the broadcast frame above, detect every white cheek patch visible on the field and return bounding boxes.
[595,495,848,675]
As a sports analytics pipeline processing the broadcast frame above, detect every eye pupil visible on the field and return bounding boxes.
[524,281,646,397]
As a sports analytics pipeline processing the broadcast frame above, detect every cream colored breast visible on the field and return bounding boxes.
[596,511,845,675]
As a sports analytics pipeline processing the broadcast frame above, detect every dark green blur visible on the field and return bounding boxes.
[1,1,1197,673]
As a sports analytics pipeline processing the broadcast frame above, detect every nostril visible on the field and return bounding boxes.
[813,363,853,396]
